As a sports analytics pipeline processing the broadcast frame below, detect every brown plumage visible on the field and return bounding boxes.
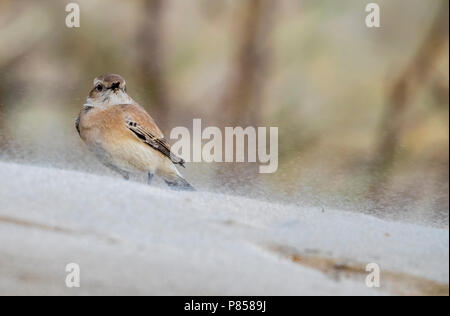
[76,74,194,190]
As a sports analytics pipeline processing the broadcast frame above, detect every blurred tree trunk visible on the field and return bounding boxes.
[0,28,43,149]
[220,0,277,126]
[0,81,5,148]
[137,0,170,130]
[369,0,449,199]
[215,0,277,187]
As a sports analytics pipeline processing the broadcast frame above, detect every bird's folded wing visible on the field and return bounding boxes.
[75,115,80,135]
[122,105,185,167]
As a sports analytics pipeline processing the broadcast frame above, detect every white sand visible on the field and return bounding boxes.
[0,161,448,295]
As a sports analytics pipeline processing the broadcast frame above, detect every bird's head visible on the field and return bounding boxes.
[85,74,133,108]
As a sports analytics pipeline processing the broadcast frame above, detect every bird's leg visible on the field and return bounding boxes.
[147,173,154,185]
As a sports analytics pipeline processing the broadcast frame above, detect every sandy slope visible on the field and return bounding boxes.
[0,161,448,295]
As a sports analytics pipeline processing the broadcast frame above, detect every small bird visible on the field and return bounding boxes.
[76,73,194,191]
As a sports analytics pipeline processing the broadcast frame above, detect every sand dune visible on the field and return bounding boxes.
[0,161,448,295]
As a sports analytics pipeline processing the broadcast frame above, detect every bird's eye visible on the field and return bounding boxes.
[95,84,103,92]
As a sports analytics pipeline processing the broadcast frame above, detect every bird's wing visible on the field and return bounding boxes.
[75,115,80,135]
[120,104,185,167]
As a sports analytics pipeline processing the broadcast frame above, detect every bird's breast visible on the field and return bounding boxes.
[77,106,164,173]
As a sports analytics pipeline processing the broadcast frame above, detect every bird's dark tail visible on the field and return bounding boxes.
[165,176,196,191]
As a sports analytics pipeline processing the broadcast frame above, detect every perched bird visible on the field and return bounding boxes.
[76,73,194,191]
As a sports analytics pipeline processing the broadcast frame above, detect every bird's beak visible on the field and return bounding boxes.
[111,82,120,92]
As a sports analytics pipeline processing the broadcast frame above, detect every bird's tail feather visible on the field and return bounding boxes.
[165,176,196,191]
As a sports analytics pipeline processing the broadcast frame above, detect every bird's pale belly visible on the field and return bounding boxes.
[82,126,164,175]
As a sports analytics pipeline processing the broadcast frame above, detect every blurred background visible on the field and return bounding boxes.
[0,0,448,226]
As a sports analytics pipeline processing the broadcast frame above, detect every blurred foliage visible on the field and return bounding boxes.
[0,0,448,225]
